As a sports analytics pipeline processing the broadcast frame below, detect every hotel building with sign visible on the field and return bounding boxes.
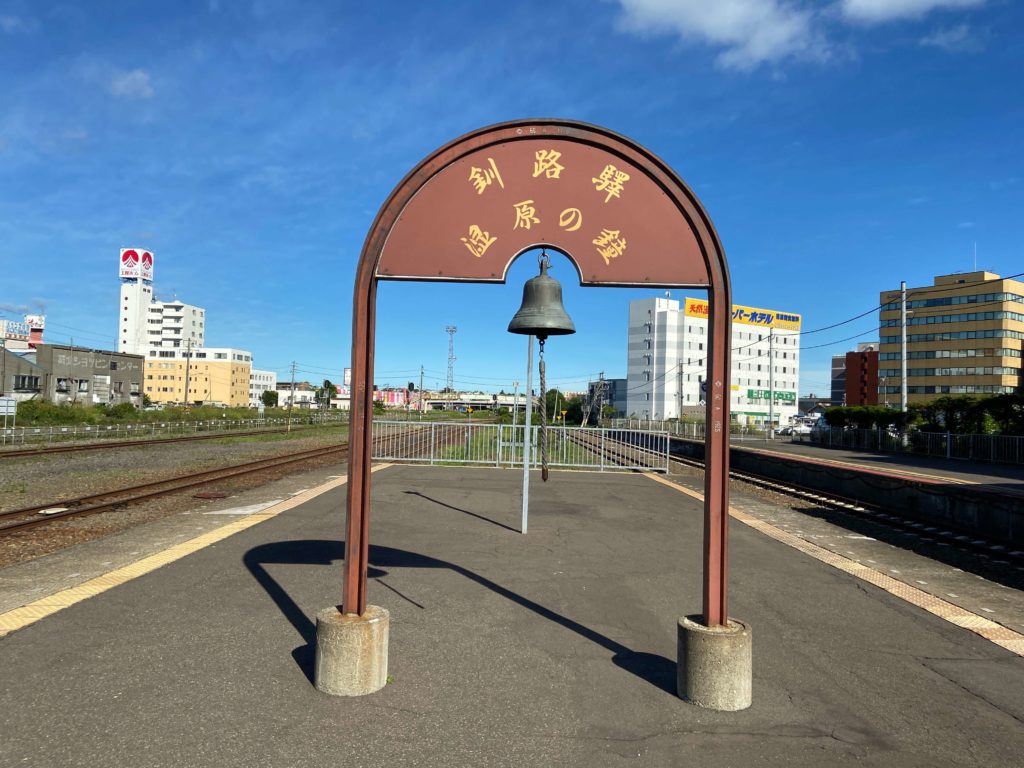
[626,296,801,426]
[117,248,207,358]
[879,270,1023,403]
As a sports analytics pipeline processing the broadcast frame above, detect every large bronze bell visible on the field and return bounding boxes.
[508,253,576,340]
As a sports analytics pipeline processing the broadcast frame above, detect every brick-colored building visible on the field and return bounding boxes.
[845,348,879,406]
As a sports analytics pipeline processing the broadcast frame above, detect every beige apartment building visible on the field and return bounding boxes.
[144,347,252,407]
[879,271,1023,404]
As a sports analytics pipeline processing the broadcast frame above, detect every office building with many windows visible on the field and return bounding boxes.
[625,296,801,426]
[879,271,1023,403]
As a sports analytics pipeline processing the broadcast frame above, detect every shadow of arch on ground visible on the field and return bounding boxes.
[243,538,676,695]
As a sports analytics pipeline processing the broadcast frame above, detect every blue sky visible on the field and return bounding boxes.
[1,0,1021,397]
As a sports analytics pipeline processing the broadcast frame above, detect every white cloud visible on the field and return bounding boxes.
[919,24,980,51]
[840,0,986,24]
[109,69,154,99]
[1,15,27,32]
[615,0,825,70]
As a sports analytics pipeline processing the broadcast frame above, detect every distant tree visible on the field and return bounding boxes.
[826,405,904,430]
[261,390,278,408]
[564,395,584,425]
[408,381,416,392]
[542,388,562,421]
[982,393,1024,435]
[373,399,386,415]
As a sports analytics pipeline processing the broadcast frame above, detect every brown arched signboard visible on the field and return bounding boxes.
[345,118,732,632]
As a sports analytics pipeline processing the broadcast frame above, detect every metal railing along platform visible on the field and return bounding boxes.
[371,421,669,472]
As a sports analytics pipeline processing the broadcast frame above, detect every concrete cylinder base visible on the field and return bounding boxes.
[314,605,389,696]
[677,615,752,711]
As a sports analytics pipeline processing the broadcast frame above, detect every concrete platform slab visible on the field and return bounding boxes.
[2,465,1023,767]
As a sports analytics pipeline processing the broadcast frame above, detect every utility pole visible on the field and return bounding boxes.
[900,281,908,416]
[183,338,192,409]
[0,336,6,396]
[596,371,606,425]
[445,325,457,412]
[676,363,683,421]
[287,361,297,432]
[419,365,425,419]
[768,328,774,439]
[521,335,534,534]
[512,380,519,429]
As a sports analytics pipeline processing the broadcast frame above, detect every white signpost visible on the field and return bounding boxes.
[1,396,16,443]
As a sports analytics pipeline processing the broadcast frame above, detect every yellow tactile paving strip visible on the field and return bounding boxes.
[647,473,1024,658]
[0,464,391,638]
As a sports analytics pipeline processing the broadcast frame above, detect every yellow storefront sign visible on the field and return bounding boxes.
[684,298,801,331]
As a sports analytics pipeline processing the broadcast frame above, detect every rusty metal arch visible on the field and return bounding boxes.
[344,118,733,626]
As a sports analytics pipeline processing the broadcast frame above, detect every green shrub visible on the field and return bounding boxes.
[15,400,99,425]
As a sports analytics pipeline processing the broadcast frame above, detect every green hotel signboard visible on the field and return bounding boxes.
[747,389,796,403]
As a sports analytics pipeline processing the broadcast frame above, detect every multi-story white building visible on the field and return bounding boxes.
[117,249,206,357]
[625,296,802,427]
[275,381,318,409]
[249,369,278,407]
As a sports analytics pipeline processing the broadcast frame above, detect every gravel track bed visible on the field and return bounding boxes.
[0,429,347,568]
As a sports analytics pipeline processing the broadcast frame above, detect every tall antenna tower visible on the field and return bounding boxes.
[445,325,457,409]
[582,371,607,426]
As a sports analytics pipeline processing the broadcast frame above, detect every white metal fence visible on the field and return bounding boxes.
[806,427,1024,465]
[604,418,776,441]
[0,415,347,447]
[372,421,669,472]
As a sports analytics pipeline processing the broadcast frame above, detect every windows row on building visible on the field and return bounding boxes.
[879,348,1021,360]
[881,310,1024,327]
[880,329,1024,344]
[882,291,1024,311]
[879,367,1020,377]
[880,385,1018,396]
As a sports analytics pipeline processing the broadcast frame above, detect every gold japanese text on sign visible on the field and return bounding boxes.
[459,149,630,267]
[376,135,709,286]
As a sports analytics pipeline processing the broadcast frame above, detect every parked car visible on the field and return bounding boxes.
[791,422,812,436]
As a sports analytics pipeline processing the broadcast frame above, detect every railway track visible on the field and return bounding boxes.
[560,429,667,471]
[565,429,1020,564]
[0,423,342,459]
[0,444,346,535]
[0,421,445,537]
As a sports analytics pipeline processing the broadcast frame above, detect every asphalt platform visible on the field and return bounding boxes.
[2,465,1023,767]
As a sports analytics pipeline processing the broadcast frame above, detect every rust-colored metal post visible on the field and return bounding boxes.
[342,265,378,616]
[702,280,732,627]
